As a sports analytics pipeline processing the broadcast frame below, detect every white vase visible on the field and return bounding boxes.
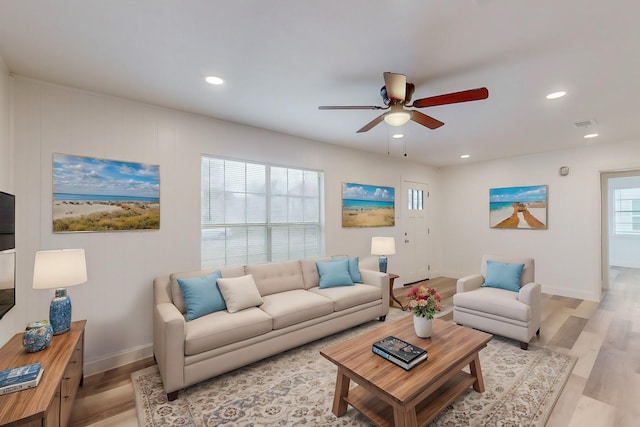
[413,315,433,338]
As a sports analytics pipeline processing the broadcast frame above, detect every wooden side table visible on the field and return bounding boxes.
[0,320,86,427]
[388,273,404,310]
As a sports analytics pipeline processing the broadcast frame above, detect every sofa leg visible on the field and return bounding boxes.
[167,390,179,401]
[378,315,386,322]
[536,328,540,336]
[520,342,529,350]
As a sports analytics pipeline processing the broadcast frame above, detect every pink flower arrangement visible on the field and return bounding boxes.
[406,286,442,319]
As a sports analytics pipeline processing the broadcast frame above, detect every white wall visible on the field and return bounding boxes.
[439,140,640,301]
[8,77,439,374]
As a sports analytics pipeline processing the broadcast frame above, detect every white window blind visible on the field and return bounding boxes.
[201,156,324,268]
[614,188,640,235]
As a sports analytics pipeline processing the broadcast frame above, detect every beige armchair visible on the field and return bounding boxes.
[453,255,541,349]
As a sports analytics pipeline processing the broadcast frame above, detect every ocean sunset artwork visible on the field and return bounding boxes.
[490,185,547,229]
[53,154,160,232]
[342,182,395,227]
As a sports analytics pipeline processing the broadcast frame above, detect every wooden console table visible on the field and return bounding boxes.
[0,320,86,427]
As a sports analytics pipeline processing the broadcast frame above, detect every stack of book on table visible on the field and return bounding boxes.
[372,336,428,370]
[0,362,44,396]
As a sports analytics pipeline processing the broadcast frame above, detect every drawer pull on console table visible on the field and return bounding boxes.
[0,320,86,427]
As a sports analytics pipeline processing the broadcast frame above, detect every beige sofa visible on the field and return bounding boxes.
[153,257,389,400]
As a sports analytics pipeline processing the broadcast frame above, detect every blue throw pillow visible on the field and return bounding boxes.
[317,260,354,288]
[177,270,225,321]
[482,261,524,292]
[332,256,362,283]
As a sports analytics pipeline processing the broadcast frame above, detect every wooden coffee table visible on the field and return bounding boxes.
[320,316,492,427]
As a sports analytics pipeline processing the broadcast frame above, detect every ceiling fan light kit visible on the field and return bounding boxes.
[319,72,489,133]
[384,110,411,126]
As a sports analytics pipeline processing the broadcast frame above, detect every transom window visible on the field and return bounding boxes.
[614,188,640,235]
[201,156,324,268]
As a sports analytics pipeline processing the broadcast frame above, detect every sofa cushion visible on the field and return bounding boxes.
[300,257,330,289]
[453,287,531,322]
[184,307,273,355]
[482,261,524,292]
[316,260,354,288]
[170,266,245,313]
[217,274,264,313]
[309,283,381,312]
[245,261,305,296]
[260,290,334,329]
[177,270,225,321]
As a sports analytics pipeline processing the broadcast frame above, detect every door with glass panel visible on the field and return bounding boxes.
[401,181,430,284]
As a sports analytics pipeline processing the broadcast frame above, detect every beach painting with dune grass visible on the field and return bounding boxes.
[53,154,160,232]
[342,182,395,227]
[490,185,547,229]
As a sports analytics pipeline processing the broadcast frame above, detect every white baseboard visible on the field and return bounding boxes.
[84,343,154,376]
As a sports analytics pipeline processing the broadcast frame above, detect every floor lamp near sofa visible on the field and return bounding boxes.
[32,249,87,335]
[371,237,395,273]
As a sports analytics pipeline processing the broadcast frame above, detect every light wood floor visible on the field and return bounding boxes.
[70,268,640,426]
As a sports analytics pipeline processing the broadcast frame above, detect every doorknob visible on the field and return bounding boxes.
[405,239,409,243]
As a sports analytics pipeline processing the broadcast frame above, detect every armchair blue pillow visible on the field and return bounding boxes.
[482,261,524,292]
[317,259,354,288]
[177,270,225,320]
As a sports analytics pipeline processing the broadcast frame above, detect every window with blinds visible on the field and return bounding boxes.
[614,188,640,235]
[201,156,324,268]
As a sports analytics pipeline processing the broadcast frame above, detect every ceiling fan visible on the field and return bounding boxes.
[319,72,489,133]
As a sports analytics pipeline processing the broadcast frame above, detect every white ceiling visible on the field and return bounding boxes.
[1,0,639,167]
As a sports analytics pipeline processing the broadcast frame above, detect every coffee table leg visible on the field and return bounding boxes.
[332,367,351,416]
[469,353,485,392]
[393,406,419,427]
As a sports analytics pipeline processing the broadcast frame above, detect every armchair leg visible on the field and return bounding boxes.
[536,328,540,336]
[167,390,179,401]
[520,342,529,350]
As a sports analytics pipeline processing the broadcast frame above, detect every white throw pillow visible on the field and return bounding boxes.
[217,274,264,313]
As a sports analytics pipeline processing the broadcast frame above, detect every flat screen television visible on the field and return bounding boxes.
[0,191,15,319]
[0,191,15,251]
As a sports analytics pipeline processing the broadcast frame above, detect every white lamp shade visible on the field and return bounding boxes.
[33,249,87,289]
[371,237,396,256]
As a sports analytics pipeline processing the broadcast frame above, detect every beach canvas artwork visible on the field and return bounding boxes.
[53,154,160,232]
[490,185,547,229]
[342,182,395,227]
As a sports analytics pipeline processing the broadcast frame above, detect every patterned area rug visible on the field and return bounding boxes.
[133,309,575,426]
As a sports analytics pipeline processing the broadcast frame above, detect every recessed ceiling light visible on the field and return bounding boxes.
[460,154,470,159]
[205,76,224,85]
[546,91,566,100]
[584,133,599,139]
[392,133,404,139]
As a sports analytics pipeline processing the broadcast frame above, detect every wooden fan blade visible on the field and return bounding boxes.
[383,72,406,102]
[319,105,386,110]
[356,114,386,133]
[411,110,445,129]
[412,87,489,108]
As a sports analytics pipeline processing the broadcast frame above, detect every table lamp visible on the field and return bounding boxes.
[32,249,87,335]
[371,237,396,273]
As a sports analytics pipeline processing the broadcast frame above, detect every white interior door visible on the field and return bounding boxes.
[400,181,430,284]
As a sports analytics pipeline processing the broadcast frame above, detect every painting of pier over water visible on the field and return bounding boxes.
[342,182,395,228]
[53,154,160,232]
[490,185,547,229]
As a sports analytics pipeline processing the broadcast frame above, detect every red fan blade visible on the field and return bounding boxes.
[356,114,386,133]
[412,87,489,108]
[411,110,445,130]
[319,105,386,110]
[383,72,407,102]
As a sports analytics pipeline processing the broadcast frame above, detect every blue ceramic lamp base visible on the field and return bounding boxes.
[378,256,388,274]
[50,288,71,335]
